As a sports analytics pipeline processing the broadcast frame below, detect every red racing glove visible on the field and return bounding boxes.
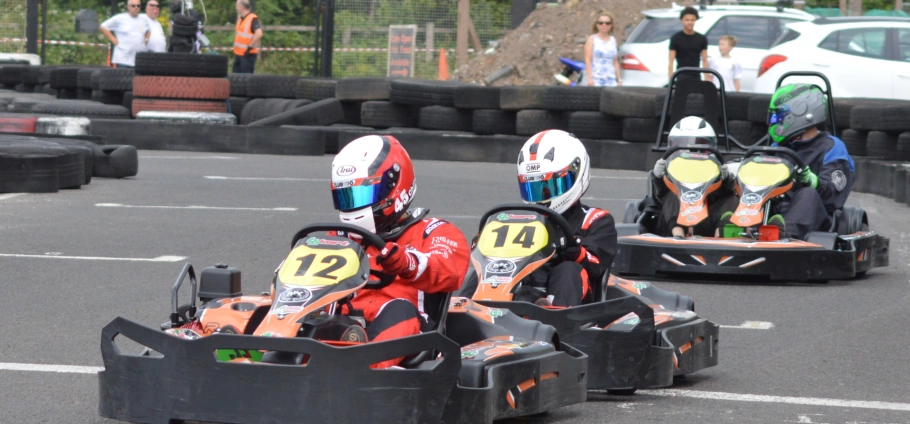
[376,242,418,280]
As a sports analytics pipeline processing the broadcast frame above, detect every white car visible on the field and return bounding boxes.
[619,3,813,91]
[754,17,910,99]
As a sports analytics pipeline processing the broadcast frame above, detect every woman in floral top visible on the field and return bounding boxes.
[584,11,622,87]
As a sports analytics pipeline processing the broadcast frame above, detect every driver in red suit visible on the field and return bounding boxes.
[330,135,469,368]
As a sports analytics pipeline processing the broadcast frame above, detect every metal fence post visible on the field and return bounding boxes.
[319,0,335,77]
[27,0,39,53]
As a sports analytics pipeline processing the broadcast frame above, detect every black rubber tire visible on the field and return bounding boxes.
[728,120,766,147]
[77,88,93,100]
[472,109,516,135]
[32,102,131,120]
[133,76,231,100]
[655,92,706,117]
[171,22,197,37]
[340,101,362,125]
[866,131,897,158]
[0,151,58,193]
[248,98,344,127]
[895,132,910,161]
[245,75,300,99]
[56,88,78,100]
[500,86,546,111]
[0,140,83,189]
[722,91,753,122]
[14,84,32,93]
[97,68,135,91]
[122,91,134,110]
[542,86,602,111]
[622,118,661,143]
[295,78,337,101]
[747,95,773,124]
[850,104,910,133]
[53,142,93,185]
[44,85,57,96]
[50,67,81,89]
[90,70,102,90]
[568,111,623,140]
[9,98,49,113]
[228,96,251,121]
[418,106,473,131]
[135,52,228,78]
[92,90,124,105]
[228,73,251,97]
[361,101,419,128]
[600,87,661,118]
[21,66,45,85]
[453,85,501,109]
[77,68,96,89]
[93,144,139,178]
[515,110,569,136]
[840,129,867,157]
[389,79,462,107]
[239,98,268,125]
[239,98,309,125]
[335,77,394,101]
[0,65,29,86]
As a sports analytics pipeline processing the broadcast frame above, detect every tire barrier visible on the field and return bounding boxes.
[135,111,238,125]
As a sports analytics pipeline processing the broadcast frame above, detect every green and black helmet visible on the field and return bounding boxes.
[767,83,827,144]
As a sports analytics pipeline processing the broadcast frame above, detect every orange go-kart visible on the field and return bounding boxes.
[98,223,587,424]
[457,204,719,394]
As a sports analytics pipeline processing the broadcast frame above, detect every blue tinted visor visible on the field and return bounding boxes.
[518,168,577,203]
[332,182,384,211]
[768,106,790,126]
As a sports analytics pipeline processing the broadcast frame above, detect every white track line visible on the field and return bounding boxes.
[0,363,102,374]
[96,203,297,212]
[633,389,910,412]
[719,321,775,330]
[205,176,327,182]
[140,155,237,159]
[0,193,24,201]
[0,253,186,262]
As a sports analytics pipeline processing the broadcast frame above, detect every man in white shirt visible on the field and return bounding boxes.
[141,0,166,53]
[100,0,150,67]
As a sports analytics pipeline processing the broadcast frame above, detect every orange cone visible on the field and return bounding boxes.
[438,48,449,80]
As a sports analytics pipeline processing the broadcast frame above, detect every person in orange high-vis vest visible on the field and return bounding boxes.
[233,0,262,74]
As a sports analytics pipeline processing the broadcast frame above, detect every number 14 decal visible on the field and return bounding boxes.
[490,225,536,248]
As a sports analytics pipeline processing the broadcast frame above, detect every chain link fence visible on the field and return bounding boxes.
[0,0,28,53]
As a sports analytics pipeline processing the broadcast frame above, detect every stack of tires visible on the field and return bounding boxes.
[130,52,230,118]
[92,67,135,110]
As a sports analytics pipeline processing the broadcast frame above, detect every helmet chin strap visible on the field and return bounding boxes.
[339,207,376,234]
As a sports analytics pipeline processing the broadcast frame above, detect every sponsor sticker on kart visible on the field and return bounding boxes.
[485,260,516,274]
[488,308,504,319]
[681,191,703,203]
[278,287,314,303]
[682,205,703,216]
[740,193,763,206]
[481,276,511,286]
[270,305,304,316]
[165,328,202,340]
[735,208,760,216]
[753,156,781,163]
[305,237,350,247]
[496,213,538,221]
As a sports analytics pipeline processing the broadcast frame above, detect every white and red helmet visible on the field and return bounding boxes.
[331,135,416,233]
[516,130,590,214]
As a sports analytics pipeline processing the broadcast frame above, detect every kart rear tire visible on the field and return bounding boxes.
[606,388,637,396]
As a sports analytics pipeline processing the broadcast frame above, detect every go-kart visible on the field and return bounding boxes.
[457,204,718,394]
[98,224,587,424]
[615,70,889,282]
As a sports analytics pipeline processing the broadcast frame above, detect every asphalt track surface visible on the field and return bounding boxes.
[0,151,908,424]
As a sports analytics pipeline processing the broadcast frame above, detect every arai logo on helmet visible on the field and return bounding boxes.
[741,193,763,206]
[525,163,541,173]
[336,165,356,176]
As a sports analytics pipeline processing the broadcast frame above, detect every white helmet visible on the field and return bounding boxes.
[516,130,590,214]
[668,116,717,148]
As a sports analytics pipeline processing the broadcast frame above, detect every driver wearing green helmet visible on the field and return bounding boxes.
[765,83,855,240]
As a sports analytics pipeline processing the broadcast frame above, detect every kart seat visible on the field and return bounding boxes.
[664,78,725,147]
[398,291,452,368]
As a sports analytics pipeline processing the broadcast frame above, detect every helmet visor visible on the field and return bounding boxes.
[768,106,790,126]
[331,179,383,212]
[668,135,716,148]
[518,163,578,203]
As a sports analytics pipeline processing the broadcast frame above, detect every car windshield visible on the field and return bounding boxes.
[627,17,681,43]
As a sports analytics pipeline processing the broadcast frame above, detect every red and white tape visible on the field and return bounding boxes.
[0,37,109,47]
[1,38,467,53]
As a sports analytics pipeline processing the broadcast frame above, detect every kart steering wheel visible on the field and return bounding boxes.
[290,223,398,288]
[743,146,807,173]
[478,204,579,251]
[661,144,726,164]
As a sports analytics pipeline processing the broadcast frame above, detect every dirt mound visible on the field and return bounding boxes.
[454,0,690,86]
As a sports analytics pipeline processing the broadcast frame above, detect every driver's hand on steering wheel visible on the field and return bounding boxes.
[559,236,587,263]
[376,242,418,280]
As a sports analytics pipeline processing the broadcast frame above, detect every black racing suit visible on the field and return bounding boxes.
[774,131,855,239]
[523,202,617,307]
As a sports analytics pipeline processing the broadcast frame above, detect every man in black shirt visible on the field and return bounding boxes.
[668,7,710,83]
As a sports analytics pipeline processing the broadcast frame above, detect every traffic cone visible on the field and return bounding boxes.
[438,48,449,80]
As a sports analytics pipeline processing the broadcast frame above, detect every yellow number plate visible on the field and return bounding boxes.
[277,244,361,287]
[477,221,548,258]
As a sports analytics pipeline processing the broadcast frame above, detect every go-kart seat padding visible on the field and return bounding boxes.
[665,79,724,146]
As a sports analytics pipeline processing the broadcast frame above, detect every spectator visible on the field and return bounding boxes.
[584,11,621,87]
[100,0,150,68]
[709,35,742,92]
[668,6,710,82]
[233,0,262,74]
[141,1,166,53]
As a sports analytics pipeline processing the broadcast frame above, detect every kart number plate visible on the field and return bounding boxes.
[278,245,361,287]
[477,221,548,258]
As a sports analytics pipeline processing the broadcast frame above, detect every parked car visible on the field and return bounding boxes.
[755,17,910,99]
[619,3,814,91]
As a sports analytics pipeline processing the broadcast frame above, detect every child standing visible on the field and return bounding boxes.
[709,35,743,92]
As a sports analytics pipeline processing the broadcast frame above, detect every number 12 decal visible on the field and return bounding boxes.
[294,254,348,280]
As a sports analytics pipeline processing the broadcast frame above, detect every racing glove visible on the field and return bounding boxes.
[797,167,819,190]
[376,242,418,280]
[653,158,667,178]
[721,162,737,181]
[559,236,587,263]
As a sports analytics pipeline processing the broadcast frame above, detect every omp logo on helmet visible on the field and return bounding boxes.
[335,165,356,176]
[525,163,541,172]
[681,191,702,203]
[741,193,763,206]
